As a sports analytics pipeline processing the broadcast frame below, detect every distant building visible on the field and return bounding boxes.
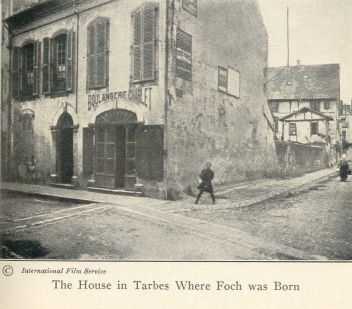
[340,104,352,159]
[266,62,341,150]
[3,0,276,199]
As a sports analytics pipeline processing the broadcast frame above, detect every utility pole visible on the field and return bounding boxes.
[287,7,290,67]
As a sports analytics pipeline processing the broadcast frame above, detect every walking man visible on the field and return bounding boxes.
[195,162,215,204]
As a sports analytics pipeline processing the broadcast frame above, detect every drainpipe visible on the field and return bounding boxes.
[4,21,13,181]
[73,1,79,114]
[164,1,172,199]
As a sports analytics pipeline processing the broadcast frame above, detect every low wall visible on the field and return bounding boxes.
[275,140,330,177]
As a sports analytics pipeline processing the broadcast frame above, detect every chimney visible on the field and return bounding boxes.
[297,60,301,67]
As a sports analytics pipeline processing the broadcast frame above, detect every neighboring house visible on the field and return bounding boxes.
[4,0,276,199]
[266,62,341,148]
[340,104,352,159]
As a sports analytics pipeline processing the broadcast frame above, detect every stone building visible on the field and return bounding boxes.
[3,0,276,199]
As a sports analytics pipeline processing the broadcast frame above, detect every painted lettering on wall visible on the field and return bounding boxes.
[88,88,144,111]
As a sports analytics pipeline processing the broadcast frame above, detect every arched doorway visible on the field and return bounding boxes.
[56,112,74,183]
[94,109,138,189]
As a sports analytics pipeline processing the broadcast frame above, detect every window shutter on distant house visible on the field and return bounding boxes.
[12,47,21,100]
[66,29,75,92]
[33,41,41,96]
[42,37,50,94]
[132,4,158,83]
[87,18,109,89]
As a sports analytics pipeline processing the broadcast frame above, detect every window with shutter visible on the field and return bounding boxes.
[132,4,158,83]
[42,38,50,94]
[22,42,35,100]
[12,47,21,100]
[87,17,110,90]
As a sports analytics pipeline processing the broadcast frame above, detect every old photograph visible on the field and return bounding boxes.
[1,0,351,260]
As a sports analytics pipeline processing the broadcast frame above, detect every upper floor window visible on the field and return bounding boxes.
[53,33,67,92]
[310,101,320,112]
[131,3,158,83]
[87,17,110,90]
[22,43,35,97]
[270,101,279,113]
[324,101,330,110]
[42,30,74,96]
[182,0,197,16]
[218,66,240,98]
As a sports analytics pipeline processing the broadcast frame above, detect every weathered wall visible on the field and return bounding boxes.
[165,0,277,198]
[275,140,329,176]
[9,0,167,187]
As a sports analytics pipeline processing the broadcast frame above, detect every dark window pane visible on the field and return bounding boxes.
[106,126,115,142]
[96,159,105,173]
[126,143,136,159]
[96,144,105,158]
[96,128,105,142]
[126,159,136,175]
[127,126,136,142]
[106,159,115,175]
[106,144,115,158]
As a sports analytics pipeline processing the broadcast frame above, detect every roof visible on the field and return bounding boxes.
[266,64,340,100]
[280,107,334,122]
[5,0,76,29]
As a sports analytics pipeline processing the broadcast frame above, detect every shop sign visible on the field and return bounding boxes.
[88,88,143,111]
[176,29,192,81]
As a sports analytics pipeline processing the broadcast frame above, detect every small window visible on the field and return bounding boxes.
[182,0,197,16]
[289,123,297,136]
[310,101,320,112]
[342,131,347,140]
[218,66,240,98]
[324,101,330,110]
[270,102,279,113]
[311,122,318,135]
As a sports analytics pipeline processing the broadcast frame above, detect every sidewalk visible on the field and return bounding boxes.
[0,168,336,212]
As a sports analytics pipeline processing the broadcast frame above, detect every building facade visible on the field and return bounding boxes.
[3,0,276,199]
[266,63,341,149]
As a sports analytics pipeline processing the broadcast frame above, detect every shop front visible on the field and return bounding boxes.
[85,108,164,194]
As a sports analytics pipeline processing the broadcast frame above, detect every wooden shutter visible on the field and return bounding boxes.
[136,125,164,181]
[95,18,109,88]
[42,38,51,94]
[83,127,94,176]
[50,38,55,92]
[87,22,95,89]
[142,5,156,81]
[66,29,75,92]
[132,10,142,82]
[12,47,21,100]
[33,41,41,96]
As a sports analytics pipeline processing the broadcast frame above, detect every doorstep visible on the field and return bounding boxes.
[49,183,77,190]
[87,186,143,197]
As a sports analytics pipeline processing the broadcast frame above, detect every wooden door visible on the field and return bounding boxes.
[95,125,117,189]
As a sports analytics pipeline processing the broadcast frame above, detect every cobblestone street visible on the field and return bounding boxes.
[1,170,351,260]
